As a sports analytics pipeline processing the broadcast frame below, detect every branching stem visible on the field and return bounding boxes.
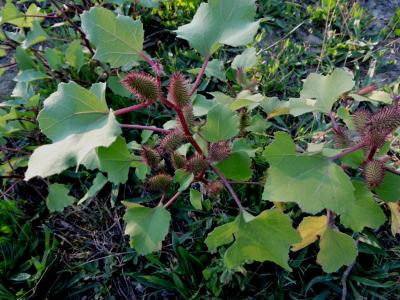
[189,53,211,96]
[120,124,170,134]
[114,102,152,116]
[329,142,366,161]
[163,191,181,208]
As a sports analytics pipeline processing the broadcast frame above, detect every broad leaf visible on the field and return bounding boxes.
[22,21,48,48]
[231,47,257,70]
[174,169,194,192]
[205,209,300,270]
[292,216,328,251]
[123,203,171,254]
[340,181,386,232]
[317,228,357,273]
[81,7,144,67]
[97,137,132,184]
[263,132,355,214]
[46,183,75,213]
[288,69,354,115]
[25,82,121,180]
[175,0,260,56]
[387,202,400,236]
[202,103,239,142]
[190,188,202,210]
[215,151,252,181]
[375,172,400,202]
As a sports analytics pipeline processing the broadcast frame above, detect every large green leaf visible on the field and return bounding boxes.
[317,228,357,273]
[263,132,355,214]
[202,103,239,142]
[340,181,386,232]
[97,136,133,184]
[205,209,300,270]
[1,2,43,28]
[25,82,121,180]
[123,203,171,254]
[46,183,75,213]
[375,172,400,202]
[288,69,354,116]
[215,151,252,181]
[81,7,144,67]
[175,0,260,56]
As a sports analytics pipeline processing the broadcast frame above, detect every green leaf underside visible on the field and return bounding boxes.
[375,172,400,202]
[81,7,144,67]
[289,68,355,116]
[46,183,75,212]
[205,209,300,270]
[25,82,121,180]
[216,151,252,181]
[78,173,108,205]
[231,47,257,70]
[175,0,260,56]
[340,181,386,232]
[123,203,171,255]
[263,132,355,214]
[97,136,132,184]
[202,103,239,142]
[317,228,357,273]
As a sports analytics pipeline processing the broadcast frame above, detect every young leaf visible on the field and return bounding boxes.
[288,69,355,116]
[190,188,202,210]
[46,183,75,213]
[65,40,85,71]
[81,7,144,67]
[231,47,257,70]
[173,169,194,192]
[263,132,355,214]
[123,203,171,255]
[78,173,108,205]
[205,209,300,270]
[175,0,260,56]
[97,137,133,184]
[215,151,252,181]
[292,216,328,251]
[22,21,48,48]
[202,103,239,142]
[340,181,386,232]
[25,82,121,180]
[317,228,357,273]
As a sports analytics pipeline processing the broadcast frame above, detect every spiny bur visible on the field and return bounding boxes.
[168,73,191,107]
[208,180,224,199]
[122,72,159,102]
[352,109,371,134]
[170,151,186,170]
[363,160,385,188]
[208,141,231,162]
[185,154,209,174]
[159,130,187,153]
[176,105,195,130]
[146,174,173,192]
[141,146,160,170]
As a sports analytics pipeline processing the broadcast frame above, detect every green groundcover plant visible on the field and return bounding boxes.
[1,0,400,297]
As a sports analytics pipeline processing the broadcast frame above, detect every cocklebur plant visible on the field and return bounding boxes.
[18,0,399,277]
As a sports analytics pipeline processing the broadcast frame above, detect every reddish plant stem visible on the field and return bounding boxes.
[50,0,95,55]
[120,124,170,134]
[384,165,400,176]
[175,108,204,154]
[189,53,211,96]
[114,102,152,116]
[356,84,377,95]
[329,111,340,134]
[22,14,59,19]
[158,193,166,205]
[367,145,378,161]
[329,142,366,161]
[163,191,181,208]
[0,63,17,69]
[210,164,243,210]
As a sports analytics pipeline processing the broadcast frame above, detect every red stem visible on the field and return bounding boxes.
[384,165,400,176]
[210,164,243,210]
[189,53,211,96]
[120,124,170,134]
[113,102,152,116]
[367,145,378,161]
[163,191,181,208]
[329,111,340,134]
[329,142,366,161]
